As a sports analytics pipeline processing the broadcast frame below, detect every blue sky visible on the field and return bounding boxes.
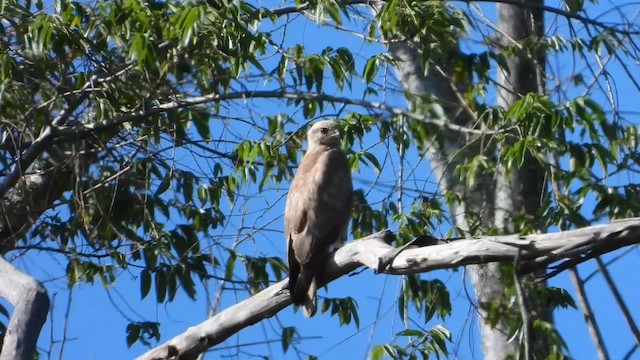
[5,0,640,359]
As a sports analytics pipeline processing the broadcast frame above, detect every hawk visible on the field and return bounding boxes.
[284,120,353,317]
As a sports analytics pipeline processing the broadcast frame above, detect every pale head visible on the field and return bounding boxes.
[307,120,341,148]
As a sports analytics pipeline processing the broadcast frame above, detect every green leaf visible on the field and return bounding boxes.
[281,326,295,353]
[224,251,236,280]
[370,345,386,360]
[303,100,317,119]
[197,186,208,206]
[177,6,201,47]
[396,329,424,337]
[363,151,381,173]
[177,265,197,299]
[325,2,342,25]
[155,268,167,303]
[363,55,380,84]
[126,324,140,348]
[140,269,151,300]
[183,174,194,203]
[155,173,172,196]
[398,291,407,324]
[490,52,510,76]
[565,0,584,14]
[192,109,211,141]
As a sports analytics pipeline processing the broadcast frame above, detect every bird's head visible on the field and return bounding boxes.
[307,120,342,148]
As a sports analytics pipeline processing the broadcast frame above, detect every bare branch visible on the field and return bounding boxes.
[513,251,531,360]
[461,0,640,36]
[0,256,50,360]
[569,268,610,360]
[137,218,640,360]
[594,257,640,348]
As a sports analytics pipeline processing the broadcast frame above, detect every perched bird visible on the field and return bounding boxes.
[284,119,353,317]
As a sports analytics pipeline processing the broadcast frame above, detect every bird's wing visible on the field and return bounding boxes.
[284,148,353,266]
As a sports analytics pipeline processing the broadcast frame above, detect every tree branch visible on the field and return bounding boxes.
[569,267,610,360]
[137,218,640,360]
[462,0,640,36]
[49,90,502,145]
[0,127,56,198]
[595,257,640,348]
[0,256,50,360]
[0,164,76,253]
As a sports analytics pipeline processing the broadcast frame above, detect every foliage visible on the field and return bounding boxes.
[0,0,639,359]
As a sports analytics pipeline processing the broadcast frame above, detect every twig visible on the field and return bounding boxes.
[463,0,640,35]
[622,344,638,360]
[58,287,74,360]
[529,226,640,281]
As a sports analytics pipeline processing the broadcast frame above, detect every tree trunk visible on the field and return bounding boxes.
[380,1,548,359]
[471,1,548,359]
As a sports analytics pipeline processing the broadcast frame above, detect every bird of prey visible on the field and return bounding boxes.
[284,119,353,317]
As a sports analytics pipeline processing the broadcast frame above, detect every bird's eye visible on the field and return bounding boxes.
[320,128,329,134]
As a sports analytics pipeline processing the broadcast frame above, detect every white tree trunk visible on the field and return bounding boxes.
[378,1,547,359]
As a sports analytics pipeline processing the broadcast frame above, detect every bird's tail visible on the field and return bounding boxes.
[292,270,318,317]
[303,277,317,317]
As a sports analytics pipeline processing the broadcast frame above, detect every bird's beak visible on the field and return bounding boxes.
[331,130,340,140]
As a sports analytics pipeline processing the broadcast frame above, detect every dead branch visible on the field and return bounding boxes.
[137,218,640,360]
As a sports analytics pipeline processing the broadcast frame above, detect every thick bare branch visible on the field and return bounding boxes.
[137,218,640,360]
[0,256,50,360]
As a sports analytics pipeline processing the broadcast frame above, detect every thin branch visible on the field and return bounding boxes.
[137,218,640,360]
[52,91,504,141]
[0,126,56,198]
[623,344,638,360]
[513,251,531,360]
[0,49,141,198]
[270,0,640,37]
[58,286,74,360]
[594,257,640,348]
[583,245,638,283]
[569,268,610,360]
[460,0,640,36]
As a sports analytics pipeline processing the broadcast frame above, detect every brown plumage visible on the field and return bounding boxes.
[284,120,353,317]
